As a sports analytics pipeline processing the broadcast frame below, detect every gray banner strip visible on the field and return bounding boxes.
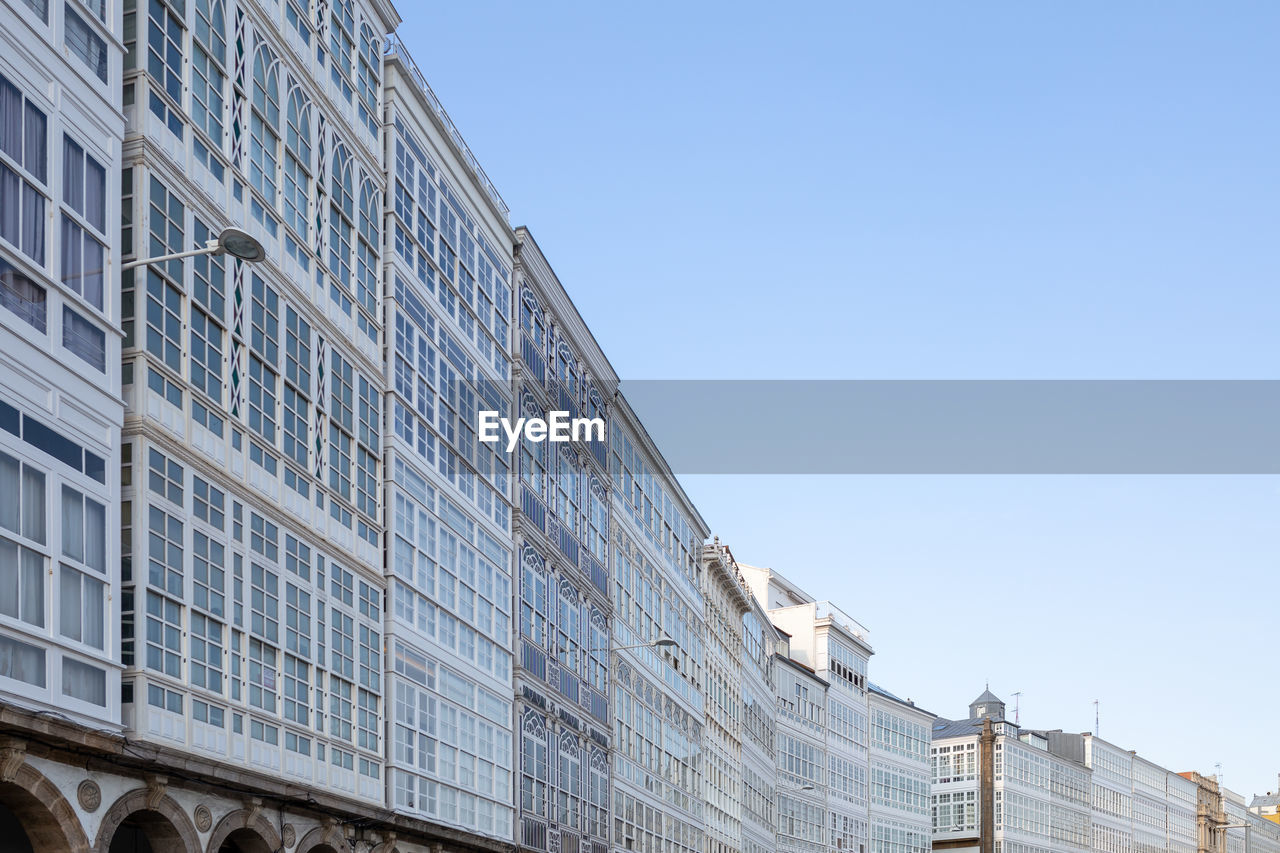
[609,380,1280,474]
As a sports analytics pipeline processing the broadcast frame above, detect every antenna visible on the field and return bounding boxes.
[1012,692,1023,726]
[1094,699,1100,737]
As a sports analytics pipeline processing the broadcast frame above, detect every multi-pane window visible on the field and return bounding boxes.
[193,476,225,529]
[330,350,354,430]
[251,274,279,363]
[60,485,106,574]
[283,386,308,468]
[192,531,225,617]
[190,611,224,692]
[66,6,109,83]
[0,72,49,265]
[587,480,607,562]
[145,273,182,374]
[356,447,376,518]
[64,305,106,371]
[283,90,310,238]
[190,307,222,403]
[556,450,579,536]
[148,506,183,595]
[59,563,105,649]
[284,654,308,723]
[356,182,377,339]
[250,562,279,643]
[329,150,354,296]
[285,581,310,657]
[521,710,549,817]
[0,539,44,628]
[356,25,379,135]
[145,590,182,677]
[250,48,280,202]
[249,637,277,712]
[358,375,378,451]
[285,0,310,45]
[147,176,183,281]
[358,687,378,750]
[358,623,379,690]
[191,0,226,145]
[329,425,352,501]
[145,0,184,135]
[248,357,276,444]
[331,609,354,679]
[329,0,355,102]
[283,306,310,466]
[520,557,548,648]
[330,677,353,741]
[60,136,106,310]
[0,452,45,627]
[192,218,225,316]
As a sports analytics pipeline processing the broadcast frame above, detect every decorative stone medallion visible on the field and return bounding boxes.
[282,824,296,848]
[194,804,213,833]
[77,779,101,812]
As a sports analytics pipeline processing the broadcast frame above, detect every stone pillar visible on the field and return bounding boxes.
[980,718,996,853]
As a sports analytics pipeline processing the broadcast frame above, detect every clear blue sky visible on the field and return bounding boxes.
[397,2,1280,796]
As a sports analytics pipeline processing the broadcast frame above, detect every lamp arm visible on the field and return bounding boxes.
[122,239,221,271]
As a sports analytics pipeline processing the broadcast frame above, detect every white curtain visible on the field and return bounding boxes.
[0,165,18,254]
[61,484,83,562]
[84,575,104,648]
[62,137,83,213]
[83,236,104,310]
[21,182,43,263]
[0,77,21,161]
[0,539,18,619]
[0,634,44,689]
[85,156,104,231]
[22,101,44,180]
[61,214,82,293]
[62,657,105,706]
[19,546,42,627]
[21,463,43,544]
[84,497,105,572]
[59,563,81,642]
[0,451,18,533]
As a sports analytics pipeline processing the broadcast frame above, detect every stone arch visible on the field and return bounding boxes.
[205,808,281,853]
[94,785,201,853]
[0,759,91,853]
[295,823,346,853]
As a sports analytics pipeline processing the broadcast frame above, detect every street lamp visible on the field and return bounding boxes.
[122,227,267,271]
[591,637,679,653]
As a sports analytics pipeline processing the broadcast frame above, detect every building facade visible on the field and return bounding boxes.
[928,691,1279,853]
[118,0,397,802]
[511,227,616,853]
[741,589,781,853]
[869,685,935,853]
[381,38,517,841]
[699,541,759,853]
[0,0,125,730]
[608,396,708,853]
[741,562,877,853]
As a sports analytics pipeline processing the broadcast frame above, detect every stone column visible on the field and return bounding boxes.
[980,719,996,853]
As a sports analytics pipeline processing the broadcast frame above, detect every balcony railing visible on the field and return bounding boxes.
[814,601,871,642]
[384,33,510,221]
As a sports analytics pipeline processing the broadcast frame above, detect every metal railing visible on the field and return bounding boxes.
[814,600,871,642]
[384,33,511,220]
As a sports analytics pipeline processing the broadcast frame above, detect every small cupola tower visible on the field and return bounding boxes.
[970,685,1006,720]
